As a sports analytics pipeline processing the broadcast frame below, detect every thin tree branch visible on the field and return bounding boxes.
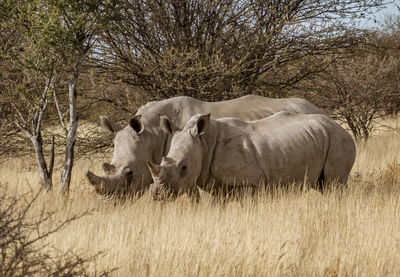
[53,81,66,130]
[35,73,57,136]
[14,120,32,138]
[48,135,55,179]
[10,102,27,126]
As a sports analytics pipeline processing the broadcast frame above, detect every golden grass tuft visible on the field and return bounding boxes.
[1,121,400,276]
[380,159,400,185]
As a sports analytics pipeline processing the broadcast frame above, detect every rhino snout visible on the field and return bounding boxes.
[149,183,177,201]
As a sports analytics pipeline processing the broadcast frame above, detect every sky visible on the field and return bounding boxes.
[362,2,399,29]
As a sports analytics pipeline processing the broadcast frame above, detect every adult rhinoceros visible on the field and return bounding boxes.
[86,95,326,197]
[147,112,356,199]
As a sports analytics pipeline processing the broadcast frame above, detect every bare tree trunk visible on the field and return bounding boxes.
[30,132,54,192]
[14,126,55,192]
[59,56,83,198]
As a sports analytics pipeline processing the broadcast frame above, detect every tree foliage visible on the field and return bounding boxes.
[0,0,122,194]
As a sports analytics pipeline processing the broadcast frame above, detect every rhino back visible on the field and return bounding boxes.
[135,95,325,130]
[135,96,207,128]
[205,95,325,121]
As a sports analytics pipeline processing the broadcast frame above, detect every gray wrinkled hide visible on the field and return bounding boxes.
[86,95,326,197]
[149,112,356,199]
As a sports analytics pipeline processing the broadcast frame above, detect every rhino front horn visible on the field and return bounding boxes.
[85,170,105,189]
[147,161,162,177]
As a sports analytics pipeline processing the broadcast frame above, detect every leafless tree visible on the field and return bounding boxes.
[97,0,390,103]
[297,27,400,140]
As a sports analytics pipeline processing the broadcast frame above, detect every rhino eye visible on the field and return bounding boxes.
[126,170,133,186]
[180,165,187,176]
[124,169,133,176]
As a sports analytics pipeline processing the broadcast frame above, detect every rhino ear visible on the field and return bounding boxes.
[147,161,162,177]
[190,114,210,137]
[129,115,144,134]
[100,116,123,135]
[159,115,178,134]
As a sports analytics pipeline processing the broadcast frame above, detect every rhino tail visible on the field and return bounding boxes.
[317,169,325,191]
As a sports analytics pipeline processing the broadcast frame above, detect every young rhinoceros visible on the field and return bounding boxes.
[147,112,356,199]
[86,95,326,198]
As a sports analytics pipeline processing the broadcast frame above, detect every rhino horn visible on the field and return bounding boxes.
[147,161,162,177]
[85,170,105,190]
[102,162,116,175]
[162,156,175,164]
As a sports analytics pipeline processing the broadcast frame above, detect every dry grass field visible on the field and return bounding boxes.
[1,116,400,276]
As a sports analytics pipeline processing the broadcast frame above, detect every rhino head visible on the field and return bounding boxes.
[86,115,163,197]
[148,114,211,200]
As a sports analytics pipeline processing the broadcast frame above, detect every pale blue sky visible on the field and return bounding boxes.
[362,2,399,29]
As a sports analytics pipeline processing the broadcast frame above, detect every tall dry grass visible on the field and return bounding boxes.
[1,118,400,276]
